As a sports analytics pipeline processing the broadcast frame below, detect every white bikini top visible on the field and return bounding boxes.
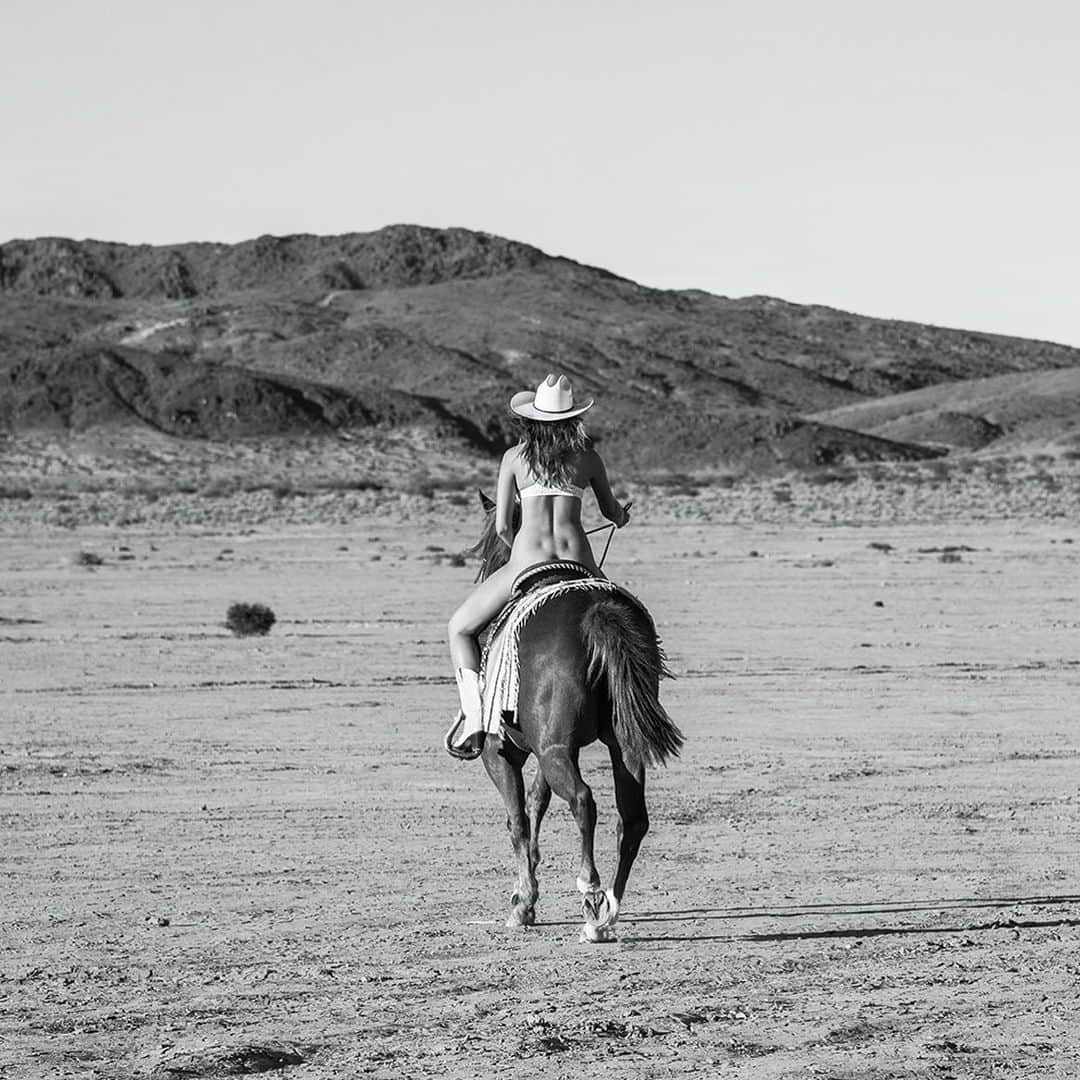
[518,480,585,500]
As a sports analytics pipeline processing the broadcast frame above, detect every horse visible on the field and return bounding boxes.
[465,494,684,941]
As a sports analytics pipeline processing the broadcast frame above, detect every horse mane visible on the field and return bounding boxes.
[464,490,519,583]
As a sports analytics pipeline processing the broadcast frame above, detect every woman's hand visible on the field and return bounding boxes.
[618,500,633,528]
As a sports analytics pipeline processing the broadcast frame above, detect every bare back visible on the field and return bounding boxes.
[495,444,625,574]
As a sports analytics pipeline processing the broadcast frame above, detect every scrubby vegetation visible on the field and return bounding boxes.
[225,603,276,636]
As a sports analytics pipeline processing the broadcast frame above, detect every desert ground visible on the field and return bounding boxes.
[3,469,1080,1079]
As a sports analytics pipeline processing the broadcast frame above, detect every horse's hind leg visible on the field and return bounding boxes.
[539,749,600,895]
[483,749,538,928]
[525,770,551,879]
[572,744,647,944]
[608,743,649,916]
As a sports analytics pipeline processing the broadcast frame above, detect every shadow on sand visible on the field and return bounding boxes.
[615,891,1080,943]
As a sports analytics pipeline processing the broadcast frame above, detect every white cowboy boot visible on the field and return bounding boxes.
[445,667,484,760]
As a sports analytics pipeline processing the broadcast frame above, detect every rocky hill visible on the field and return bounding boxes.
[3,225,1079,477]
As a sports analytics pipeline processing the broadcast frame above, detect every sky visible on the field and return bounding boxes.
[3,0,1079,345]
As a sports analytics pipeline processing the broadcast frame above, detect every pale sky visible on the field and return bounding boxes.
[4,0,1079,346]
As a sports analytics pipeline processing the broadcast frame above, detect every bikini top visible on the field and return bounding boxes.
[518,480,585,500]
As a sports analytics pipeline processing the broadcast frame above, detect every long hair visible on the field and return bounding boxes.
[517,417,587,489]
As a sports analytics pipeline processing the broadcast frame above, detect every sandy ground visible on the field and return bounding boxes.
[3,505,1080,1078]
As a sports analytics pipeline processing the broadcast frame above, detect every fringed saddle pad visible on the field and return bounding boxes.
[479,566,619,736]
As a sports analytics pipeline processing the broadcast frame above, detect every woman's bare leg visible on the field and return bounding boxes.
[447,564,515,671]
[444,564,518,757]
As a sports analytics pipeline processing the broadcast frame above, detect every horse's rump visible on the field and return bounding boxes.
[478,566,618,736]
[479,564,682,768]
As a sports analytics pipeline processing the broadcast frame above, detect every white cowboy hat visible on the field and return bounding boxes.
[510,373,594,421]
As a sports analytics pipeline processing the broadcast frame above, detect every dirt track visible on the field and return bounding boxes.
[3,514,1080,1078]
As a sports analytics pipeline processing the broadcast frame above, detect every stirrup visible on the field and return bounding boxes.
[444,712,484,761]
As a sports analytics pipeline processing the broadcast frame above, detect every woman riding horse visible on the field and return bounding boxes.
[445,373,631,759]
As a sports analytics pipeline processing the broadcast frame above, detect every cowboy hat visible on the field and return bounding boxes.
[510,373,594,421]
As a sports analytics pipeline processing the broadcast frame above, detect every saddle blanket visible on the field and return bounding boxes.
[480,576,620,735]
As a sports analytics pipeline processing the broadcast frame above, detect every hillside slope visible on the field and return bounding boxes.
[809,367,1080,452]
[3,226,1079,474]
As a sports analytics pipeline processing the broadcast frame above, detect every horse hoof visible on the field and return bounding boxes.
[603,889,620,923]
[506,906,536,929]
[581,889,612,926]
[580,923,617,944]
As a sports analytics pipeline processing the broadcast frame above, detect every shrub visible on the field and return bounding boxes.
[76,551,105,567]
[403,472,486,498]
[317,478,384,493]
[806,468,858,486]
[226,602,276,636]
[199,478,239,499]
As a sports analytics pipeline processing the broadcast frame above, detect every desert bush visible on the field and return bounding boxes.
[225,602,276,636]
[317,477,384,493]
[805,468,859,486]
[75,551,105,567]
[652,471,701,496]
[939,551,963,564]
[402,475,437,498]
[199,478,240,499]
[657,471,696,487]
[0,485,33,500]
[402,474,486,499]
[772,487,794,504]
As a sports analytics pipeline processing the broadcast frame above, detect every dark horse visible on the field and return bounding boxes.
[468,495,684,941]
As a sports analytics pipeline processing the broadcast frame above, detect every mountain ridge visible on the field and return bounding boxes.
[2,225,1079,476]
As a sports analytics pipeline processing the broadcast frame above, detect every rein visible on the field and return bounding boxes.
[585,522,618,570]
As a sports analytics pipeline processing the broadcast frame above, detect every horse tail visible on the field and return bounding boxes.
[581,594,683,768]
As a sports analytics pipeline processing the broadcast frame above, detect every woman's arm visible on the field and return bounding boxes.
[587,451,630,527]
[494,447,519,548]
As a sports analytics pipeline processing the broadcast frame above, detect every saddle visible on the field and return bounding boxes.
[480,561,618,747]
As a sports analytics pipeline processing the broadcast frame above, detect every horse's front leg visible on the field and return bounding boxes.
[483,743,538,927]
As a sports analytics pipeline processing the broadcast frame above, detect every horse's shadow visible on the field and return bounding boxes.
[541,892,1080,942]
